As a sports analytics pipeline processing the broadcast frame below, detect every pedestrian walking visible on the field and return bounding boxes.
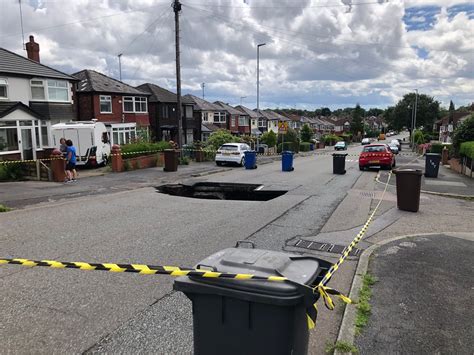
[65,139,77,182]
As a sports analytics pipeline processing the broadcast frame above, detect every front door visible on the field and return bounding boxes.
[20,128,35,160]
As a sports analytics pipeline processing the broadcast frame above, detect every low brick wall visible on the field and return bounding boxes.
[448,158,473,178]
[119,152,164,172]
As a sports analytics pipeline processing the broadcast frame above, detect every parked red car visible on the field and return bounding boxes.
[359,144,396,170]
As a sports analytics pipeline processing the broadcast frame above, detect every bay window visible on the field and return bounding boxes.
[0,121,18,152]
[213,112,226,123]
[238,115,249,126]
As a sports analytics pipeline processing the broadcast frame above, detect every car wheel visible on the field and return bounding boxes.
[216,161,222,166]
[240,157,245,167]
[392,160,396,168]
[359,165,365,171]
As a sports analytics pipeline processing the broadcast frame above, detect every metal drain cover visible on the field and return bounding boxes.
[293,239,362,257]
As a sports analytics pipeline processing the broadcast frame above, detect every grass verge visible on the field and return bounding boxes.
[0,204,12,212]
[355,273,377,335]
[325,340,359,354]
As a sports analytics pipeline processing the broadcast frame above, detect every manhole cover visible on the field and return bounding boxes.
[293,239,362,257]
[156,182,287,201]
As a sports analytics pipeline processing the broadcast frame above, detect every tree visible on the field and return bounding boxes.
[205,129,240,150]
[452,114,474,154]
[277,128,299,151]
[367,108,384,117]
[350,104,364,135]
[320,107,331,116]
[260,130,277,147]
[449,100,455,124]
[386,92,440,133]
[300,124,313,142]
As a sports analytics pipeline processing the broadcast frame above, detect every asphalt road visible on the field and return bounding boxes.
[0,136,407,353]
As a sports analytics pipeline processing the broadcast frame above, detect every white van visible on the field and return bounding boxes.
[51,121,111,167]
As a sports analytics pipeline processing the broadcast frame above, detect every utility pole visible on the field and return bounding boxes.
[174,0,183,147]
[201,82,205,99]
[118,53,123,81]
[412,89,418,150]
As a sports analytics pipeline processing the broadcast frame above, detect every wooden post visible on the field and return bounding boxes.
[111,145,123,172]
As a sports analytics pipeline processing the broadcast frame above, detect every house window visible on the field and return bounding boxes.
[31,80,45,100]
[238,115,249,126]
[201,112,208,122]
[100,96,112,113]
[0,79,8,99]
[213,112,226,123]
[135,97,147,113]
[123,97,147,113]
[258,118,266,128]
[123,97,134,112]
[0,121,18,152]
[47,80,68,101]
[162,105,169,118]
[31,79,69,102]
[185,105,193,118]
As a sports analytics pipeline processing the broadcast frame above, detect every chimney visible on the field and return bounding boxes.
[25,35,40,62]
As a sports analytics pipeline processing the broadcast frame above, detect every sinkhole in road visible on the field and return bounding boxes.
[156,182,287,201]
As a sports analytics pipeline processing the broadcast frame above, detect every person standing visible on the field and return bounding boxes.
[65,139,77,182]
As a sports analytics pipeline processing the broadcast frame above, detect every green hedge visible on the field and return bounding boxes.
[460,141,474,159]
[430,143,444,154]
[0,162,26,181]
[277,142,298,153]
[299,142,311,152]
[121,141,171,157]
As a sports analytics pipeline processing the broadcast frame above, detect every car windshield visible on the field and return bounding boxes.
[219,145,239,151]
[336,142,344,145]
[363,145,386,152]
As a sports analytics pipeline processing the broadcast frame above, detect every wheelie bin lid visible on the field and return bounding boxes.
[393,168,422,175]
[332,153,348,156]
[282,151,294,155]
[174,244,331,306]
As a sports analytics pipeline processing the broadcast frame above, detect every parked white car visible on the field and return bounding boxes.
[390,139,400,147]
[361,138,370,145]
[215,143,251,166]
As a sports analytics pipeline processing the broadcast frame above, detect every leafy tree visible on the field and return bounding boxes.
[452,114,474,154]
[367,108,384,117]
[320,107,331,116]
[350,104,364,135]
[387,92,440,133]
[260,130,277,147]
[300,124,313,142]
[205,129,241,150]
[277,127,299,150]
[449,100,455,123]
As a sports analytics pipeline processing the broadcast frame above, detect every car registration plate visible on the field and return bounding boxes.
[369,160,380,164]
[223,152,231,155]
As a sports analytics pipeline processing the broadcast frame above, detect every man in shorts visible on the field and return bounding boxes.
[65,139,77,182]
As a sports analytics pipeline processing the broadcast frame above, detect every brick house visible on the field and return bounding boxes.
[136,83,197,143]
[235,105,264,136]
[73,70,150,138]
[213,101,240,135]
[183,94,227,140]
[0,36,78,161]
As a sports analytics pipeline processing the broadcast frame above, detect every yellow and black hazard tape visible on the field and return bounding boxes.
[317,170,392,288]
[0,156,65,165]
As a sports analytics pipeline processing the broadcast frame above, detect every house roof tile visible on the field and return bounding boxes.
[73,70,148,95]
[214,101,243,115]
[0,101,43,120]
[183,94,222,111]
[0,48,77,81]
[136,83,193,104]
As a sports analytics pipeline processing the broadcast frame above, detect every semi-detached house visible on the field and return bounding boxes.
[0,36,77,161]
[73,69,150,144]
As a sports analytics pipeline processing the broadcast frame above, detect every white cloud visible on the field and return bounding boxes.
[0,0,472,109]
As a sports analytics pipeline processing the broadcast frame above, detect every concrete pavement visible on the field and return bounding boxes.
[355,233,474,354]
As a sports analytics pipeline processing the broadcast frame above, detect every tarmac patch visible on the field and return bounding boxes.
[399,241,416,248]
[380,246,401,255]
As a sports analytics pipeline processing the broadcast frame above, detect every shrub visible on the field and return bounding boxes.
[460,141,474,159]
[121,141,171,157]
[260,130,277,147]
[277,142,297,153]
[0,204,11,212]
[277,128,299,152]
[322,134,342,145]
[413,130,425,145]
[430,143,444,154]
[0,162,26,181]
[179,156,190,165]
[299,142,311,151]
[300,124,313,142]
[452,115,474,155]
[205,129,241,150]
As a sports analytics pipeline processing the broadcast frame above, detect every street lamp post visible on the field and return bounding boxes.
[257,43,266,151]
[240,96,247,105]
[118,53,123,81]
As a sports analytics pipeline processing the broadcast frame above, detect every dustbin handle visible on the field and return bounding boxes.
[235,240,256,248]
[195,264,218,272]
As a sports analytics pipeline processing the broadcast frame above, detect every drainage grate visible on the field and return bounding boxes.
[359,191,376,198]
[293,239,362,257]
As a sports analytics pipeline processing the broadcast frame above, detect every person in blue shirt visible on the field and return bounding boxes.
[65,139,77,182]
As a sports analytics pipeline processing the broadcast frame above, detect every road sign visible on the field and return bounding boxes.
[278,121,289,134]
